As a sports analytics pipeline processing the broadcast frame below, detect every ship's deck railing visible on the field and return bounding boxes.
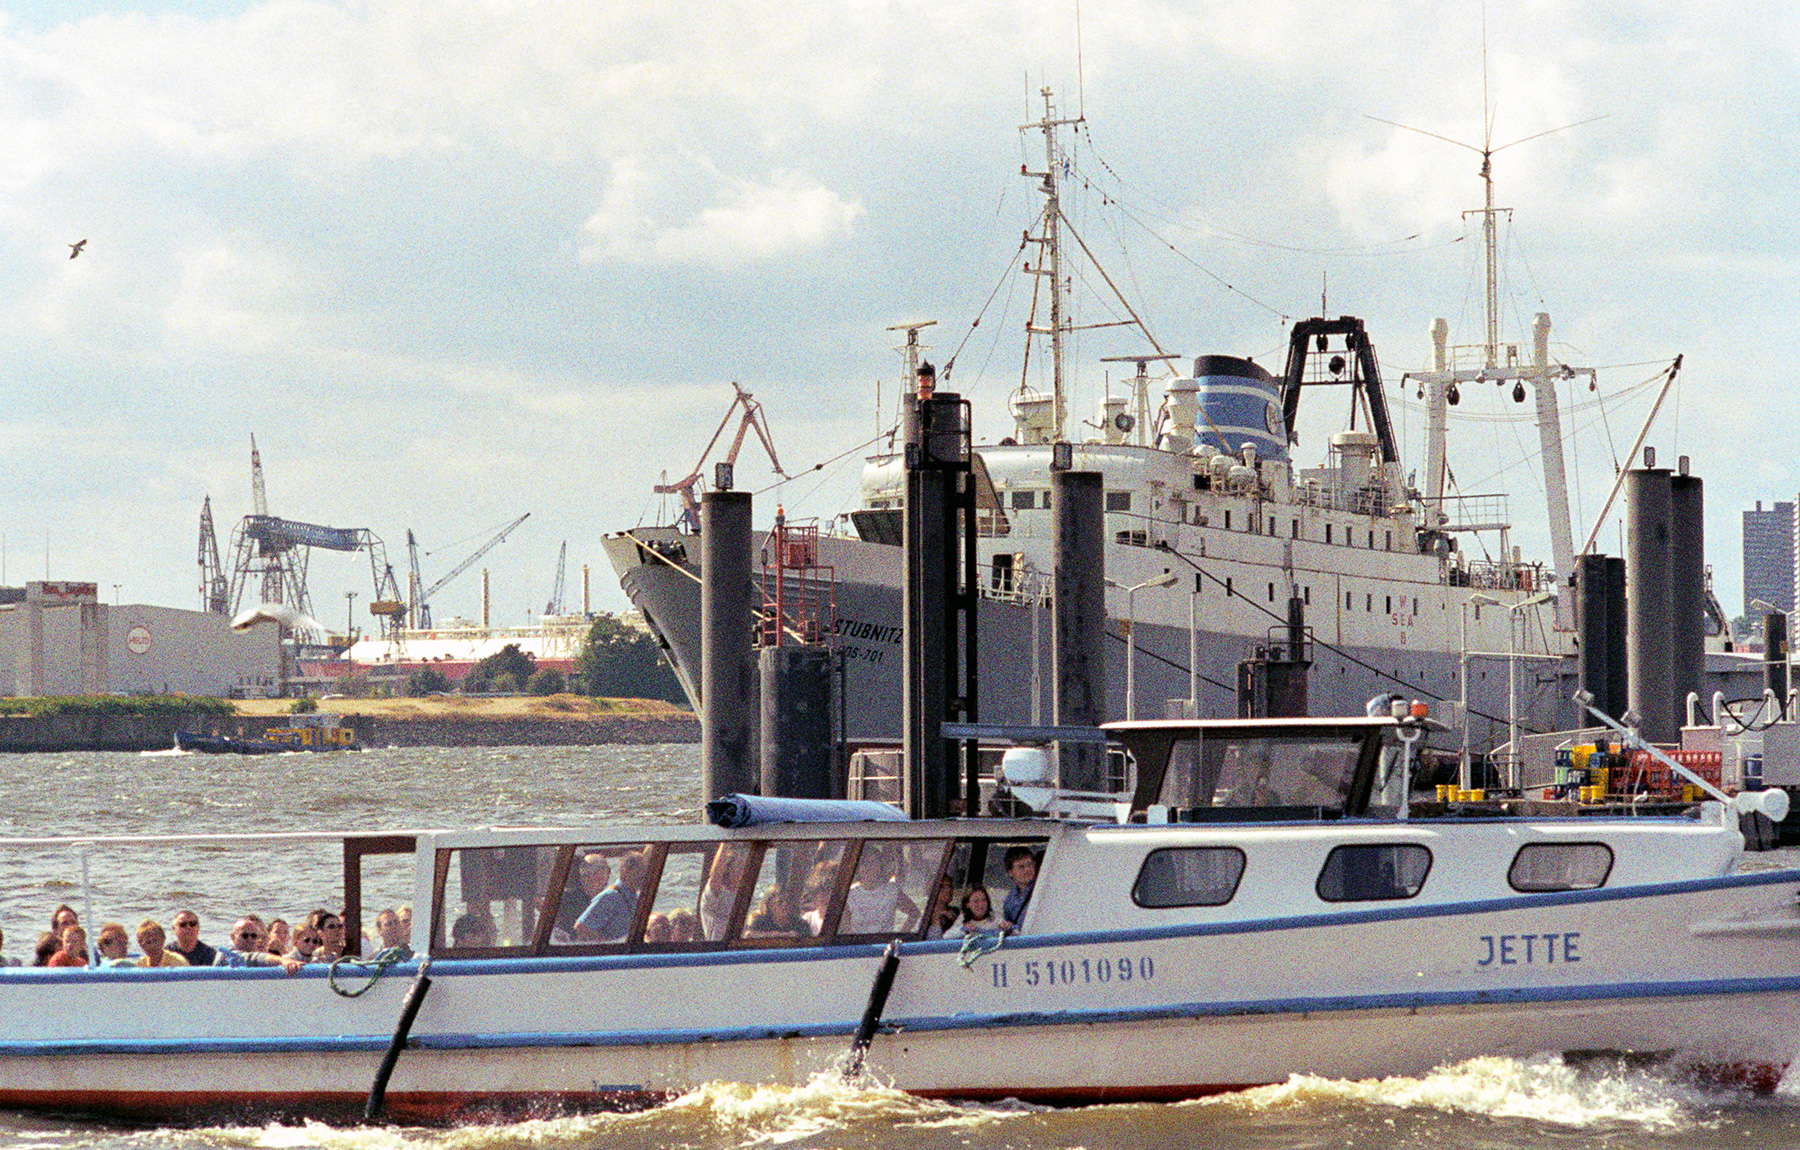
[1295,481,1391,518]
[1418,493,1512,534]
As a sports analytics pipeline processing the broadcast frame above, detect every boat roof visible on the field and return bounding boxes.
[1101,716,1401,733]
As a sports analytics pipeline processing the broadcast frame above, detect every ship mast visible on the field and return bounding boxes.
[1021,88,1082,441]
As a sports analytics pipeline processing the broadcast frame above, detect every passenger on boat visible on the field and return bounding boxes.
[167,911,218,968]
[1001,846,1038,928]
[925,879,957,939]
[643,912,672,943]
[50,904,78,938]
[398,904,413,945]
[303,909,347,959]
[47,924,89,968]
[135,920,187,968]
[799,858,840,935]
[668,908,700,943]
[373,907,412,958]
[577,850,647,942]
[843,843,920,934]
[943,887,1008,939]
[450,912,496,949]
[746,884,808,938]
[700,844,750,940]
[289,927,322,962]
[214,918,305,974]
[553,853,612,942]
[93,923,135,968]
[266,919,291,956]
[31,932,59,966]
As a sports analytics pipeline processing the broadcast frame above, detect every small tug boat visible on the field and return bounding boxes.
[3,705,1795,1124]
[174,714,359,754]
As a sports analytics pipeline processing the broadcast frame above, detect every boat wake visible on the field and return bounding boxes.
[1219,1054,1741,1134]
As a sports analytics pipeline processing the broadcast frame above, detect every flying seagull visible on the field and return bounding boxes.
[68,239,86,259]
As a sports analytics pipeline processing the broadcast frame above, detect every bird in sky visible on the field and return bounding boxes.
[68,239,86,259]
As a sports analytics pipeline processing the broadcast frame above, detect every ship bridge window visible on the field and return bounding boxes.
[1316,844,1432,902]
[1132,847,1246,908]
[1013,490,1037,510]
[1106,491,1132,512]
[1507,843,1613,892]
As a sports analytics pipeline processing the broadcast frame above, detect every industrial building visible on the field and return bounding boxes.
[1743,499,1797,614]
[0,581,280,698]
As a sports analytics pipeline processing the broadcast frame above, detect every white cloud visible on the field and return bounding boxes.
[582,166,863,268]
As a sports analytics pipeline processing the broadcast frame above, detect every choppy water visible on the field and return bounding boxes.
[2,744,1797,1150]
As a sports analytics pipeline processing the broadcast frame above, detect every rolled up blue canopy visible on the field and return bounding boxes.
[705,794,909,828]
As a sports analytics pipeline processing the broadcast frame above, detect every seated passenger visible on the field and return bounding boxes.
[372,907,413,958]
[265,919,291,956]
[47,924,89,967]
[576,850,647,942]
[1001,846,1039,928]
[842,843,919,934]
[303,909,348,959]
[745,884,808,938]
[50,904,79,938]
[290,926,323,963]
[668,908,700,943]
[943,887,1008,938]
[451,912,496,949]
[93,923,136,968]
[215,918,306,974]
[643,912,672,943]
[31,931,59,966]
[799,859,840,936]
[167,911,217,967]
[135,920,187,968]
[552,853,611,943]
[925,878,957,939]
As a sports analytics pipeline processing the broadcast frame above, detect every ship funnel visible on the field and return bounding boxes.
[1192,356,1285,462]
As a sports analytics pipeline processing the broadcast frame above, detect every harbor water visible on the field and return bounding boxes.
[2,743,1798,1150]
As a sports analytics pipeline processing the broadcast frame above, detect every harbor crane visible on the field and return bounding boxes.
[197,497,229,615]
[406,512,531,629]
[544,540,567,616]
[655,383,786,532]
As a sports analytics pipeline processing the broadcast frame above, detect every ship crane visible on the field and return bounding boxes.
[197,496,228,614]
[407,512,531,629]
[655,383,786,532]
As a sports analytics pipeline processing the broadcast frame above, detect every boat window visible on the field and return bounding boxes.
[637,843,718,945]
[738,838,847,944]
[1132,847,1246,908]
[1012,490,1036,510]
[544,842,655,947]
[1158,735,1365,810]
[434,844,561,954]
[833,839,949,938]
[1316,844,1432,902]
[1106,491,1132,512]
[1507,843,1614,892]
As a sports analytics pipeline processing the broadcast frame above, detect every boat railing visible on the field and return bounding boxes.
[1417,492,1512,533]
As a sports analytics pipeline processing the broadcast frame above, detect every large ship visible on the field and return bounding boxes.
[603,91,1728,759]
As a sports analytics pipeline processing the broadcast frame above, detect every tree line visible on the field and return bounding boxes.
[402,613,686,706]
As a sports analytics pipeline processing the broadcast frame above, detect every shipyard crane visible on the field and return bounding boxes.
[197,496,228,615]
[407,512,531,629]
[544,541,567,616]
[655,383,786,532]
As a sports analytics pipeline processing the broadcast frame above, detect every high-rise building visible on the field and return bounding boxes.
[1742,499,1795,614]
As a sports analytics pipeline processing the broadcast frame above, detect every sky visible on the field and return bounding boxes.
[0,0,1794,632]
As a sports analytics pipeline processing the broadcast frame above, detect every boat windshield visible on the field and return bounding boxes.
[1158,734,1366,811]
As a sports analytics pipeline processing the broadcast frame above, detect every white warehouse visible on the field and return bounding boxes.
[0,581,280,698]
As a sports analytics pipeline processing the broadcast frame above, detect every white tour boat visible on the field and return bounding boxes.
[1,709,1795,1124]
